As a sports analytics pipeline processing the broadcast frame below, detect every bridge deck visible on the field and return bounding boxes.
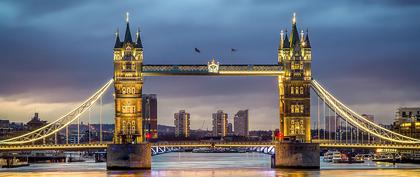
[1,142,419,151]
[141,64,283,76]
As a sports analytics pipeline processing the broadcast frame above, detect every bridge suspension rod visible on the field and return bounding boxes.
[0,79,114,145]
[311,79,420,144]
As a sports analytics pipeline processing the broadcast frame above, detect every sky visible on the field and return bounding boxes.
[0,0,420,130]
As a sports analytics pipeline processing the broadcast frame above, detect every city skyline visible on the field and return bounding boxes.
[1,1,420,130]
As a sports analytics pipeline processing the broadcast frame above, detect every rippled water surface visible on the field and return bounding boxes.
[1,152,419,177]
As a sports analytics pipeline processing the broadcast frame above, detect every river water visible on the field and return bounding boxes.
[0,152,419,177]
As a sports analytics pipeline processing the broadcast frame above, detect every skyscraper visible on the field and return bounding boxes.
[212,110,228,137]
[142,94,157,140]
[174,110,190,138]
[234,109,249,136]
[227,123,233,135]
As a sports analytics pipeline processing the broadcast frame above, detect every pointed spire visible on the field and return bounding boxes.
[300,30,304,42]
[114,28,122,48]
[289,12,300,48]
[124,12,133,43]
[283,30,290,48]
[304,29,311,48]
[135,28,143,48]
[279,30,284,49]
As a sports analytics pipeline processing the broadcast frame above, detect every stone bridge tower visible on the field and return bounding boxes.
[112,14,144,144]
[278,13,312,142]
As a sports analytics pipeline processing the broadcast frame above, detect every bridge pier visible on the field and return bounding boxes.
[272,142,320,169]
[106,143,151,170]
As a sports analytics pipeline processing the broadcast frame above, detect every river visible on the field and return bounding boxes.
[0,152,419,177]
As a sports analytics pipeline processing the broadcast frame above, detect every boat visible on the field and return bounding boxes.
[332,151,342,163]
[1,158,29,168]
[323,151,333,162]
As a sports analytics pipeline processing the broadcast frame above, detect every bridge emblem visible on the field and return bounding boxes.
[207,58,219,73]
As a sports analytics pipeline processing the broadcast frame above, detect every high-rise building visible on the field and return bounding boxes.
[142,94,157,140]
[174,110,190,138]
[212,110,228,137]
[393,107,420,139]
[234,109,249,136]
[227,123,233,135]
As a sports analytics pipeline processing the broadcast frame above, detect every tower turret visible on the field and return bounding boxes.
[289,13,300,48]
[123,12,133,44]
[114,29,122,48]
[304,30,311,48]
[135,28,143,48]
[283,32,290,49]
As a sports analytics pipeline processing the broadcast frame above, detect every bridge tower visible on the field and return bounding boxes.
[113,14,144,144]
[278,13,312,142]
[107,13,151,170]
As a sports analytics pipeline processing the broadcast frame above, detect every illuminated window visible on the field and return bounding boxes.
[290,120,295,135]
[291,87,294,94]
[300,105,304,113]
[299,120,304,134]
[295,104,300,113]
[122,121,126,134]
[126,122,131,134]
[122,105,136,113]
[122,87,126,94]
[291,105,295,113]
[131,120,136,134]
[295,87,299,95]
[300,87,304,94]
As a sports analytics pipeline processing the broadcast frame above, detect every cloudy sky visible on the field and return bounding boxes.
[0,0,419,130]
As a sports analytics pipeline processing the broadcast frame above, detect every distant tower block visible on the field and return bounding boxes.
[278,13,312,142]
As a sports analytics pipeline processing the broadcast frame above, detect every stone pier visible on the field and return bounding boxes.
[106,143,151,170]
[272,142,320,169]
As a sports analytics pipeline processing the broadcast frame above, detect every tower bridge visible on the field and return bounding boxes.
[0,13,419,169]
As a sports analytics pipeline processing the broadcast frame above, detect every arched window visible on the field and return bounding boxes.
[300,105,304,113]
[131,120,136,134]
[300,87,304,94]
[122,87,126,94]
[295,104,300,113]
[126,122,131,134]
[122,121,126,134]
[295,87,299,94]
[291,105,295,113]
[291,87,294,94]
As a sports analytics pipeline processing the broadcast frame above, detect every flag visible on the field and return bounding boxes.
[194,48,201,53]
[231,48,237,52]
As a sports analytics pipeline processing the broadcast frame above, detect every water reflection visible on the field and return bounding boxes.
[0,152,419,177]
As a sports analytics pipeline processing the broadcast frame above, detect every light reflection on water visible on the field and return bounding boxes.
[0,152,419,177]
